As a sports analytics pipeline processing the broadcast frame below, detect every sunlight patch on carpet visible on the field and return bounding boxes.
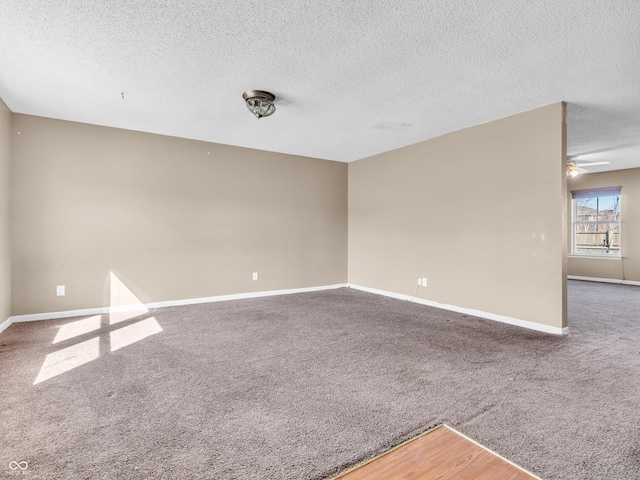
[110,317,163,352]
[53,315,102,344]
[34,337,100,385]
[33,273,163,384]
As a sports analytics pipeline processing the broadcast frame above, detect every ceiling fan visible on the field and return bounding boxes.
[566,159,610,177]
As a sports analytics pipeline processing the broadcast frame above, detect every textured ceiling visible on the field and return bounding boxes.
[1,1,639,171]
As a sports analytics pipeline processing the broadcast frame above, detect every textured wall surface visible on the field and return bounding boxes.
[568,168,640,282]
[10,115,347,315]
[349,104,567,329]
[0,99,10,322]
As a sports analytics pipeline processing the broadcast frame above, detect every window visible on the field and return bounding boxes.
[571,187,621,256]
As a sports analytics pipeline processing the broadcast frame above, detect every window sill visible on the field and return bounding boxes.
[568,254,621,260]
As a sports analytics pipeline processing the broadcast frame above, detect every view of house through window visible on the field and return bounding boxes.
[572,187,621,256]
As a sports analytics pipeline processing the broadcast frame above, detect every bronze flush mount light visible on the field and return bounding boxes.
[242,90,276,119]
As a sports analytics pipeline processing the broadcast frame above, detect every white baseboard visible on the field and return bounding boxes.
[0,316,12,334]
[4,282,570,336]
[12,307,109,323]
[9,284,349,323]
[568,275,640,286]
[347,284,568,335]
[131,283,349,311]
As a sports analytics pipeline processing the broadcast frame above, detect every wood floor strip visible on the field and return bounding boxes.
[332,424,541,480]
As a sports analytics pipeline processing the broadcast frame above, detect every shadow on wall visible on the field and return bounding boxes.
[33,273,162,385]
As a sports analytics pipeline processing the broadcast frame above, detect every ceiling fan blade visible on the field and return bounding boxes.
[574,161,610,167]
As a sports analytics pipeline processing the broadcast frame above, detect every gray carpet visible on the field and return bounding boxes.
[1,280,639,479]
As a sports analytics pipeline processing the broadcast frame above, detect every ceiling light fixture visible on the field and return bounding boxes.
[242,90,276,119]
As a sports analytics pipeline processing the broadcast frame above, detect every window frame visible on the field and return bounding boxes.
[571,187,622,258]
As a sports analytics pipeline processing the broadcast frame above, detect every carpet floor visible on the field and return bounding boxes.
[1,280,639,479]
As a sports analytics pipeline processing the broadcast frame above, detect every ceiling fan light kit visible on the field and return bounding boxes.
[567,163,580,177]
[242,90,276,119]
[566,160,610,177]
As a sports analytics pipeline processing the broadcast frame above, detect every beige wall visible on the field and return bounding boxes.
[0,99,11,323]
[567,168,640,282]
[11,115,347,315]
[349,104,567,329]
[7,106,571,328]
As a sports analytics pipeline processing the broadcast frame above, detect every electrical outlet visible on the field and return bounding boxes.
[422,277,428,287]
[417,278,422,286]
[252,272,259,281]
[56,285,65,296]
